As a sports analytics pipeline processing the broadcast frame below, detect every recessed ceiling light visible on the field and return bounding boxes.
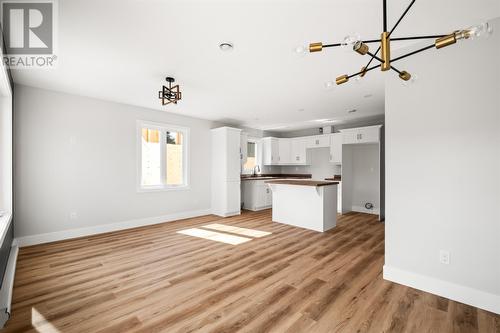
[311,119,334,123]
[348,109,357,113]
[363,94,373,98]
[219,42,234,51]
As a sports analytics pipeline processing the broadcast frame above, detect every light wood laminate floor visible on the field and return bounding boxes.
[4,210,500,332]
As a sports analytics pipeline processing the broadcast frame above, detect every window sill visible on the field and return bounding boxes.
[137,185,191,193]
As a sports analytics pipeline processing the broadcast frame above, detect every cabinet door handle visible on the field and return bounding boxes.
[316,139,319,145]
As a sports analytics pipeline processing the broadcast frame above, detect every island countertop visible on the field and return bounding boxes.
[265,179,339,187]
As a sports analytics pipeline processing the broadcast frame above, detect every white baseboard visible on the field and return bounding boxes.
[383,265,500,315]
[14,208,213,247]
[351,205,380,215]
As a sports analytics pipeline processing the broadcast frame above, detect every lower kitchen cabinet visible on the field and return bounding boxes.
[241,180,272,211]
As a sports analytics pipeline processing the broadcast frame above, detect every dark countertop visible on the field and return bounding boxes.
[265,180,339,187]
[241,174,311,181]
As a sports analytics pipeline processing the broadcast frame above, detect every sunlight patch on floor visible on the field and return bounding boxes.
[202,223,272,238]
[32,307,61,333]
[177,228,252,245]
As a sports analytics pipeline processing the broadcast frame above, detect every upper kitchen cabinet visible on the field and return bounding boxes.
[262,137,279,165]
[329,133,342,164]
[305,134,330,148]
[290,137,308,164]
[278,138,291,164]
[341,125,381,144]
[262,137,309,165]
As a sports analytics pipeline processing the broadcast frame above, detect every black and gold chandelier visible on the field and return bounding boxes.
[307,0,493,85]
[158,77,182,105]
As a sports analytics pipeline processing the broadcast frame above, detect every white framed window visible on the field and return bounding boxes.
[137,120,189,192]
[242,139,258,174]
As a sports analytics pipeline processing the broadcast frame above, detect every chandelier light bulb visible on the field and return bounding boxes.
[294,45,308,56]
[354,76,363,84]
[466,22,493,39]
[324,81,335,90]
[341,34,361,52]
[402,74,418,87]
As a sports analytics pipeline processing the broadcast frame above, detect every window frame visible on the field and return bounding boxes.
[242,137,260,174]
[137,120,190,192]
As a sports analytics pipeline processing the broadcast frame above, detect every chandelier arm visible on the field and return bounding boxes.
[322,38,380,50]
[364,0,416,73]
[391,43,434,62]
[321,43,342,49]
[365,46,381,68]
[365,51,404,75]
[362,39,382,44]
[383,0,387,32]
[347,64,381,79]
[391,35,446,41]
[388,0,416,37]
[365,51,385,64]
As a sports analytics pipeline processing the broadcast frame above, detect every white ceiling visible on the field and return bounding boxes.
[12,0,500,131]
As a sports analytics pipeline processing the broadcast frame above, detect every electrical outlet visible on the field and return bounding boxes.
[439,250,450,265]
[70,212,78,220]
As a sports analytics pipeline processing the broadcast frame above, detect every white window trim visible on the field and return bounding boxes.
[242,137,260,174]
[136,120,190,192]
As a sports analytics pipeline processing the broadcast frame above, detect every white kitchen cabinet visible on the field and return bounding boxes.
[290,137,308,164]
[341,126,380,144]
[262,137,308,166]
[278,138,291,164]
[306,135,330,148]
[329,133,342,164]
[337,182,342,213]
[262,137,279,165]
[211,127,242,217]
[264,185,272,206]
[241,180,272,211]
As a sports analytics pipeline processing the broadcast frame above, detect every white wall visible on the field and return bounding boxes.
[384,17,500,314]
[14,85,217,241]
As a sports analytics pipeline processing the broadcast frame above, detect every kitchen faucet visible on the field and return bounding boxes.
[253,165,260,176]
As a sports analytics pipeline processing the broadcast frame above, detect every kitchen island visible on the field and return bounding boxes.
[266,179,339,232]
